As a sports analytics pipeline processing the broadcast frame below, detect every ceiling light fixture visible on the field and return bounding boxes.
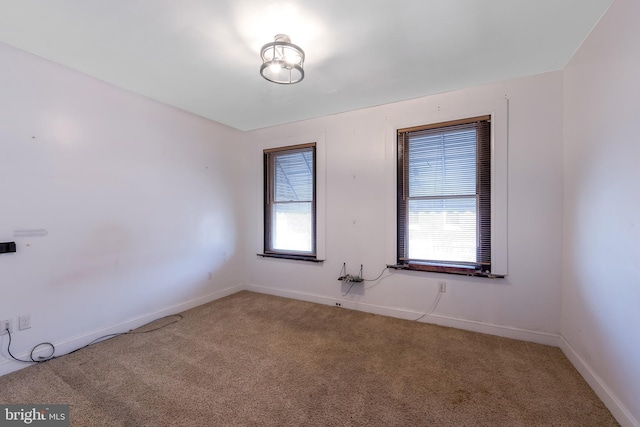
[260,34,305,84]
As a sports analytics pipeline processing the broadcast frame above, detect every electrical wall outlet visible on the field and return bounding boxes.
[438,281,447,293]
[0,319,13,335]
[19,314,31,331]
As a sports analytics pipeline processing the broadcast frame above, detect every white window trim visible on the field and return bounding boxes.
[255,132,326,261]
[384,98,509,276]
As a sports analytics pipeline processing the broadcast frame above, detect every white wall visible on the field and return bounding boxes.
[0,42,244,375]
[242,71,564,343]
[562,0,640,424]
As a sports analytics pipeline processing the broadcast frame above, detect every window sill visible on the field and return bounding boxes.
[257,253,324,263]
[388,263,505,278]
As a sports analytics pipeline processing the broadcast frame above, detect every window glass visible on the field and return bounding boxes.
[398,118,491,273]
[264,144,316,258]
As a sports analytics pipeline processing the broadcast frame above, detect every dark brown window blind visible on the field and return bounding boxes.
[397,116,491,275]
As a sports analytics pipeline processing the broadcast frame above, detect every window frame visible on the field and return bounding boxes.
[391,113,506,277]
[262,142,319,261]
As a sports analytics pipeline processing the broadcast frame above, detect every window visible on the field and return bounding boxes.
[263,143,317,260]
[397,116,492,275]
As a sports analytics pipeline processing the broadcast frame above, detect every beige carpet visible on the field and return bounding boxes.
[0,291,617,426]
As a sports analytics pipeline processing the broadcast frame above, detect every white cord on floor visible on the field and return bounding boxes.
[414,291,442,321]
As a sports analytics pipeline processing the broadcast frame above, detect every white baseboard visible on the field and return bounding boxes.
[245,284,560,346]
[0,284,244,377]
[559,337,639,427]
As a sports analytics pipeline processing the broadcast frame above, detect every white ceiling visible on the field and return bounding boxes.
[0,0,613,131]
